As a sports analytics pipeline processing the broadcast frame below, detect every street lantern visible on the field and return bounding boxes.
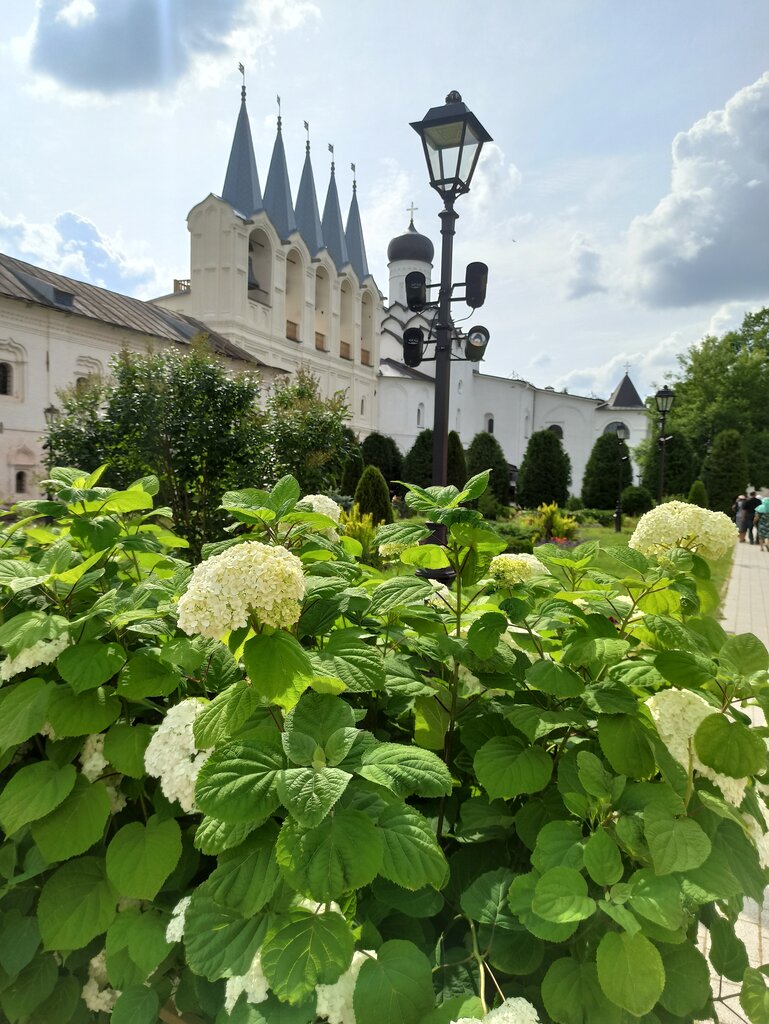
[411,91,492,200]
[654,386,676,502]
[614,424,631,533]
[43,404,60,426]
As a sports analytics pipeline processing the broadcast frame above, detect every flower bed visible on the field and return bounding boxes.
[0,467,766,1024]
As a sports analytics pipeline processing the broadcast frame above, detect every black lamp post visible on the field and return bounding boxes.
[411,91,492,485]
[614,423,630,533]
[654,386,675,502]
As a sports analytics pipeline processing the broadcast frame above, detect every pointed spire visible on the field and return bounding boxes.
[222,70,262,217]
[295,121,324,256]
[345,162,369,281]
[262,98,297,242]
[321,146,350,272]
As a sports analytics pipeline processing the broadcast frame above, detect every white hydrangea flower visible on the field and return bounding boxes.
[39,720,57,741]
[489,553,547,586]
[224,951,270,1013]
[301,494,342,523]
[81,950,120,1013]
[144,699,210,813]
[0,633,70,682]
[177,541,305,638]
[378,541,407,560]
[453,996,541,1024]
[105,778,127,814]
[166,895,192,943]
[647,689,749,806]
[79,734,108,782]
[295,897,342,915]
[316,950,376,1024]
[629,501,736,561]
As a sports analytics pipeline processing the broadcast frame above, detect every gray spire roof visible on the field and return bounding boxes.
[345,181,369,281]
[606,373,645,409]
[222,88,262,217]
[321,163,350,272]
[295,142,324,257]
[263,117,297,242]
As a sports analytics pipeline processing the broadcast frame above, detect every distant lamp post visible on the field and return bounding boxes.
[410,91,492,485]
[614,423,630,533]
[43,404,60,427]
[654,386,676,502]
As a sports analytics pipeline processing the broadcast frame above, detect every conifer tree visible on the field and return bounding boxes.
[447,431,467,491]
[687,479,709,508]
[353,465,394,524]
[361,432,403,488]
[582,433,633,509]
[467,432,509,504]
[517,429,571,508]
[703,429,748,514]
[403,430,434,488]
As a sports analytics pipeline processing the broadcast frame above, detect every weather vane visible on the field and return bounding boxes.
[238,63,245,100]
[328,143,335,172]
[351,162,356,193]
[276,94,281,130]
[304,120,310,151]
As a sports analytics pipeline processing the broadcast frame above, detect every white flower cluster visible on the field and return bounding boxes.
[316,949,376,1024]
[144,699,210,813]
[224,952,270,1013]
[81,950,120,1013]
[79,734,108,782]
[0,634,70,683]
[301,494,342,523]
[489,553,547,586]
[454,996,541,1024]
[378,541,407,560]
[629,501,736,561]
[647,689,748,806]
[177,541,305,638]
[165,895,192,943]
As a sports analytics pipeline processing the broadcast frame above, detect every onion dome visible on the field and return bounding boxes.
[387,218,434,264]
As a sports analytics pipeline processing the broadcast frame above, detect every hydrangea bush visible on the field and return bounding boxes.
[0,467,768,1024]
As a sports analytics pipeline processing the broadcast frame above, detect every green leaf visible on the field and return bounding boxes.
[193,682,261,748]
[531,866,596,923]
[0,954,58,1022]
[106,817,182,899]
[276,810,382,901]
[374,521,431,549]
[720,633,769,676]
[399,545,451,569]
[204,825,280,916]
[694,713,767,778]
[0,910,40,977]
[467,613,508,659]
[111,986,160,1024]
[195,817,256,855]
[526,660,584,696]
[353,940,434,1024]
[359,743,452,797]
[376,804,448,890]
[531,821,584,873]
[195,734,284,823]
[583,829,623,886]
[285,691,356,746]
[0,761,76,835]
[708,914,749,981]
[598,715,655,778]
[47,684,121,736]
[421,996,485,1024]
[32,776,110,862]
[458,469,492,503]
[474,736,552,800]
[644,807,711,875]
[658,941,711,1017]
[654,650,716,687]
[117,652,181,700]
[413,695,450,751]
[563,636,629,670]
[56,641,126,693]
[542,958,622,1024]
[368,576,433,616]
[507,870,580,942]
[0,611,67,657]
[103,723,153,778]
[576,750,614,799]
[107,908,172,983]
[741,967,769,1024]
[260,909,354,1004]
[0,677,51,751]
[628,869,684,930]
[460,868,517,928]
[596,931,665,1016]
[277,767,352,826]
[242,633,313,708]
[183,895,266,980]
[37,855,117,950]
[313,631,385,693]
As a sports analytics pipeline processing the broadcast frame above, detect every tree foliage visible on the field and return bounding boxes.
[621,484,654,516]
[703,429,749,514]
[447,431,467,491]
[361,433,403,489]
[353,465,394,525]
[688,479,710,508]
[640,430,696,500]
[340,428,364,497]
[467,432,509,504]
[516,429,570,508]
[403,430,434,488]
[581,434,633,509]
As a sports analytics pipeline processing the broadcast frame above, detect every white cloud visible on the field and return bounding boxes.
[565,232,607,300]
[55,0,96,27]
[626,72,769,307]
[464,143,522,228]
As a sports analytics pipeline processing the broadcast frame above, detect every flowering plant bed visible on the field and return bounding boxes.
[0,467,766,1024]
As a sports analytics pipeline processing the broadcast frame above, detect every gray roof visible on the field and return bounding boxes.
[295,144,324,257]
[321,166,350,272]
[222,90,263,217]
[603,373,645,409]
[345,185,369,281]
[379,356,433,381]
[0,252,257,364]
[263,120,297,242]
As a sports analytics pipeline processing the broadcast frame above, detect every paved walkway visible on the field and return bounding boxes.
[703,538,769,1022]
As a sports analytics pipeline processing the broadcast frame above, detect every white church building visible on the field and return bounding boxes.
[0,86,648,504]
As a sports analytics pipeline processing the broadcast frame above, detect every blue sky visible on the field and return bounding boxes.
[2,0,769,401]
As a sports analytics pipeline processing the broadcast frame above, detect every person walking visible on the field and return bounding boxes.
[754,495,769,552]
[744,491,762,544]
[734,494,749,542]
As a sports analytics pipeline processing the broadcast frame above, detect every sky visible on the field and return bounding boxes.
[2,0,769,402]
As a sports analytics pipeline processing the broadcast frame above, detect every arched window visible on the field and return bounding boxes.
[603,420,630,436]
[0,363,12,396]
[361,291,374,366]
[485,413,494,435]
[340,281,353,360]
[417,402,424,428]
[314,266,330,351]
[360,397,366,416]
[285,248,304,342]
[548,424,564,439]
[14,470,26,493]
[248,228,272,306]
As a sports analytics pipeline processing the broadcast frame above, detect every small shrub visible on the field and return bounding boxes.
[565,495,584,511]
[339,503,378,564]
[621,484,654,516]
[688,478,710,508]
[353,465,393,525]
[531,502,578,542]
[478,491,505,520]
